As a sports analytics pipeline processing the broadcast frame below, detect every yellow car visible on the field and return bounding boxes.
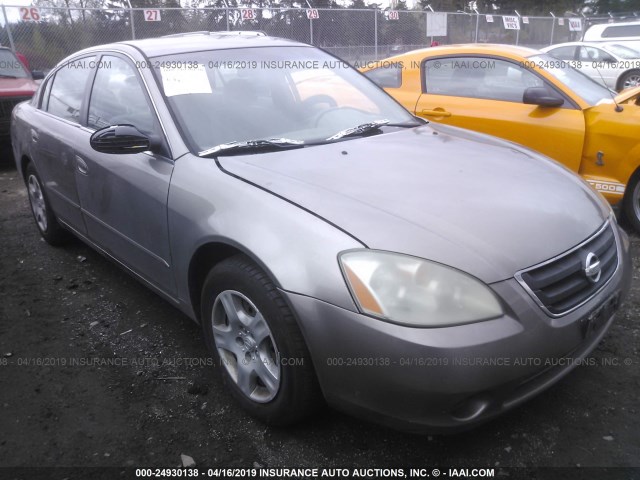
[361,44,640,230]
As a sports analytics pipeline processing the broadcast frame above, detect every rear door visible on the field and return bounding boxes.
[74,53,176,296]
[415,56,586,171]
[32,56,96,233]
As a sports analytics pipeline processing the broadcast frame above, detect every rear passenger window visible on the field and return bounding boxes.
[579,47,616,63]
[39,76,53,111]
[364,65,403,88]
[548,46,577,60]
[88,56,156,134]
[602,24,640,38]
[46,57,95,123]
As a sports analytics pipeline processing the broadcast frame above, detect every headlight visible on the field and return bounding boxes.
[339,250,503,327]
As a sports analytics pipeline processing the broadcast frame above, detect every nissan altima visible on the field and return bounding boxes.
[11,33,632,432]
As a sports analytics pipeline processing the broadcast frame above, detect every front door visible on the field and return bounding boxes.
[74,54,176,296]
[415,56,586,172]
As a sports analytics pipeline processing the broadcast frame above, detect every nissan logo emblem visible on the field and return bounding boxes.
[584,252,602,284]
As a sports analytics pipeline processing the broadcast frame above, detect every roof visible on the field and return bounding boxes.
[421,43,540,57]
[369,44,541,66]
[121,33,307,58]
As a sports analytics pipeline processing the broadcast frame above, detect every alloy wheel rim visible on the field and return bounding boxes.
[27,175,48,233]
[211,290,280,402]
[624,74,640,89]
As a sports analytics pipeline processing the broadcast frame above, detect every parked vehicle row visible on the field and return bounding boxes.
[362,44,640,231]
[9,34,633,432]
[583,20,640,51]
[541,41,640,91]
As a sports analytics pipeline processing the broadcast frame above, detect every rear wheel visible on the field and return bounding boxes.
[201,255,322,425]
[25,163,69,246]
[618,70,640,91]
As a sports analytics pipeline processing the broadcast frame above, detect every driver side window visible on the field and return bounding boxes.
[88,56,156,134]
[425,57,544,103]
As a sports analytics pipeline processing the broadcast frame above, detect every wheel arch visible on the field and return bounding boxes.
[19,154,32,182]
[187,239,283,324]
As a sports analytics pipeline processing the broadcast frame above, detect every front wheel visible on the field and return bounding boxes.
[25,163,70,246]
[201,255,322,425]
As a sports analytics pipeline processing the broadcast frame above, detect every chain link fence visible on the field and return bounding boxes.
[0,5,630,71]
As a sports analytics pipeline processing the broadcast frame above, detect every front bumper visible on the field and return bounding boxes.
[285,225,632,433]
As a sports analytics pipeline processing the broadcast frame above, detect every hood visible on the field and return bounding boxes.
[0,77,38,96]
[218,124,608,283]
[615,85,640,104]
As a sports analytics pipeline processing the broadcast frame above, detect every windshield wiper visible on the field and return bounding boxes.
[326,119,390,141]
[199,138,304,157]
[0,74,19,79]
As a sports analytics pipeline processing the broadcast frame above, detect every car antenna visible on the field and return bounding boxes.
[589,52,623,112]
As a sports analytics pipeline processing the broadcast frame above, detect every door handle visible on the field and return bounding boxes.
[30,129,39,144]
[76,155,88,175]
[420,109,452,118]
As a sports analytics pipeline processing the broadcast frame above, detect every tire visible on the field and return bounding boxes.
[618,70,640,91]
[201,255,322,425]
[624,171,640,233]
[25,162,70,246]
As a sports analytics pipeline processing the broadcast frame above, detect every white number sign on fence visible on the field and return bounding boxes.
[426,12,447,37]
[19,7,41,22]
[241,9,256,20]
[569,18,583,32]
[306,9,319,19]
[388,10,399,20]
[502,15,520,30]
[144,9,161,22]
[485,15,494,23]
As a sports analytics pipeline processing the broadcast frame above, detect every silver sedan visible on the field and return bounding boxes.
[542,41,640,91]
[11,33,632,432]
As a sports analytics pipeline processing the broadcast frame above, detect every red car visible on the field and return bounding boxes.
[1,47,42,138]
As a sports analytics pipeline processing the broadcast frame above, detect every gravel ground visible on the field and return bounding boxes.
[1,155,639,474]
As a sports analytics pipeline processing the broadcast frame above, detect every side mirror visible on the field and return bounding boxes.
[90,124,156,154]
[523,87,565,108]
[31,70,45,80]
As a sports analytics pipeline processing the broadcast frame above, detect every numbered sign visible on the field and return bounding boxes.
[522,16,529,24]
[426,12,447,37]
[306,9,319,20]
[388,10,399,20]
[19,7,41,21]
[143,9,161,22]
[558,18,565,26]
[502,15,520,30]
[569,18,582,31]
[485,15,494,23]
[241,9,256,20]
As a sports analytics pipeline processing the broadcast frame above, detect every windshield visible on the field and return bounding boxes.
[528,54,613,105]
[604,43,640,59]
[0,50,28,78]
[152,46,416,153]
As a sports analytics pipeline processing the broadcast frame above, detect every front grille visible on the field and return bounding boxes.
[517,221,618,316]
[0,96,32,134]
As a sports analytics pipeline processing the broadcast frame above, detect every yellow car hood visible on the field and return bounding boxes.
[615,86,640,104]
